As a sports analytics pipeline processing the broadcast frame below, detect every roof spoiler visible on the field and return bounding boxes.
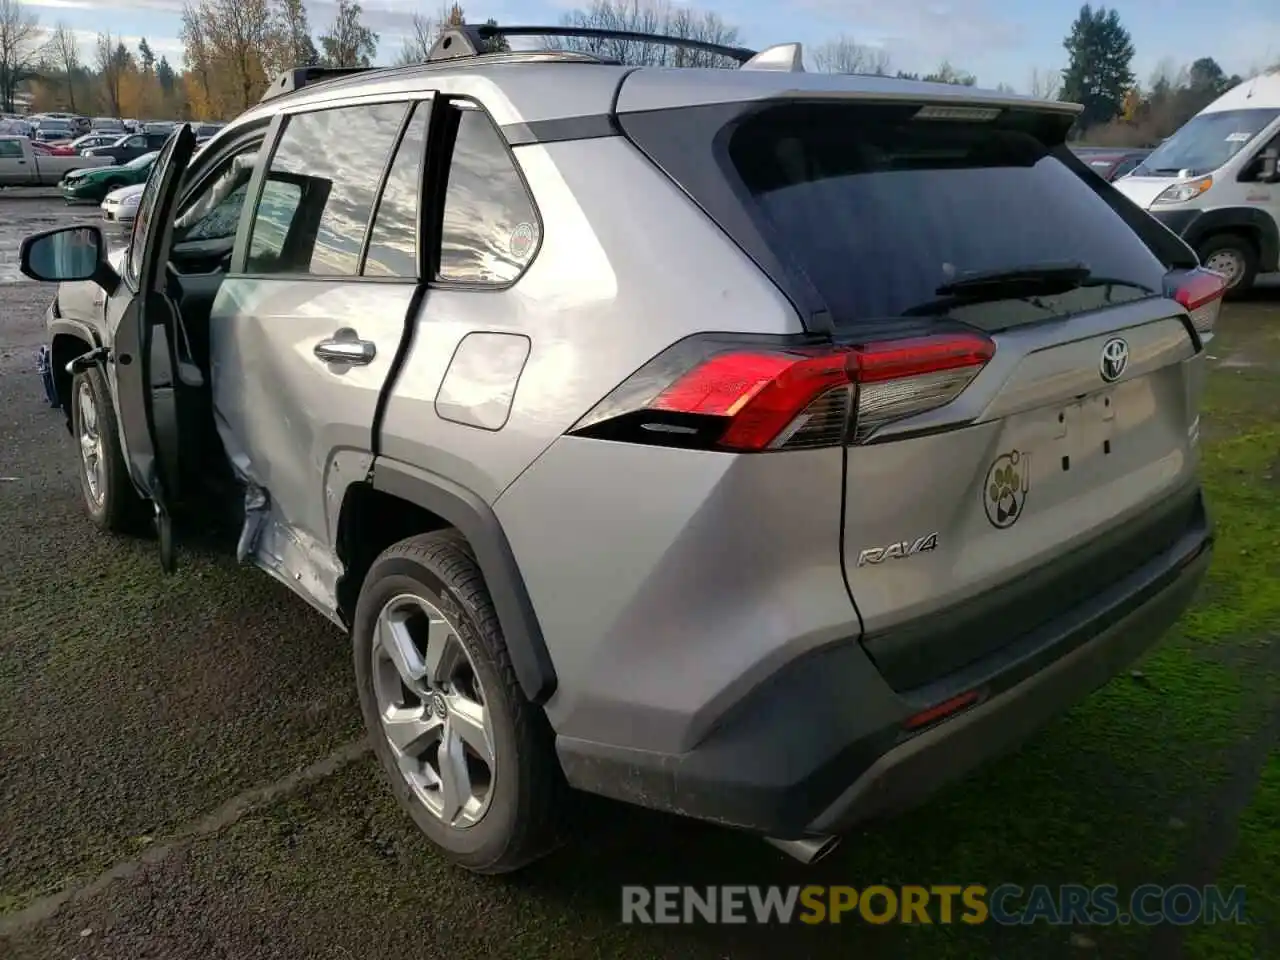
[259,65,373,104]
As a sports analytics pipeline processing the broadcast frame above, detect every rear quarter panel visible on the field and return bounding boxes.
[378,135,804,502]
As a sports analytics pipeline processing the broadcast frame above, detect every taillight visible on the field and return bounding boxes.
[1167,268,1227,336]
[569,332,995,452]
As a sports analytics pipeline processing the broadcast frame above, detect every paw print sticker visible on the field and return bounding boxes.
[983,450,1031,529]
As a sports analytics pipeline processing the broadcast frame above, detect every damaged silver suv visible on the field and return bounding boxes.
[25,24,1220,874]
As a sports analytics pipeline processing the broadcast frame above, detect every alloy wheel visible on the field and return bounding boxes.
[77,380,104,506]
[372,593,496,828]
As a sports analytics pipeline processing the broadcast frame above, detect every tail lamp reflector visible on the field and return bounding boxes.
[1170,267,1227,336]
[572,332,995,452]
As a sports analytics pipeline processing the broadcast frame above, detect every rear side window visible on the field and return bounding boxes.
[725,103,1168,327]
[245,102,408,276]
[438,104,539,284]
[363,102,429,279]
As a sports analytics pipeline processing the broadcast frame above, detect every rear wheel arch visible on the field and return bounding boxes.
[337,460,558,705]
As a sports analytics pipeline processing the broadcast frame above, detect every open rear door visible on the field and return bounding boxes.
[109,123,197,573]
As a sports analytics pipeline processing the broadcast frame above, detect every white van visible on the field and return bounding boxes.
[1114,71,1280,293]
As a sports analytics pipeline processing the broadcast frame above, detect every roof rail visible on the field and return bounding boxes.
[427,23,758,65]
[259,65,373,104]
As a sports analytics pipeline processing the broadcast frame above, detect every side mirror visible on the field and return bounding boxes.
[1260,149,1280,184]
[19,225,119,294]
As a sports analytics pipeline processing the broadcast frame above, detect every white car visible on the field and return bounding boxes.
[101,182,143,224]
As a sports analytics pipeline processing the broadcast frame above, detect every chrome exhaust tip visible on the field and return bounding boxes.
[764,835,841,864]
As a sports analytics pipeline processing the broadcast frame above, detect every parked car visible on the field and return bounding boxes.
[67,133,125,154]
[0,135,111,186]
[33,118,76,143]
[32,140,77,157]
[0,115,33,137]
[1113,71,1280,294]
[22,30,1219,875]
[101,182,144,224]
[81,131,171,164]
[90,117,126,134]
[60,150,158,203]
[1070,146,1152,181]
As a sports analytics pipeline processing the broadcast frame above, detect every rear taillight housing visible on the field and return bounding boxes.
[1167,267,1227,337]
[568,332,995,452]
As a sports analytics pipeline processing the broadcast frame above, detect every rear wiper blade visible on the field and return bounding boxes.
[901,264,1153,319]
[933,260,1091,298]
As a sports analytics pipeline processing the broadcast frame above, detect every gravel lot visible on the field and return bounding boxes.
[1,196,1278,959]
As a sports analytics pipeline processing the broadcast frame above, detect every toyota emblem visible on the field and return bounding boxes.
[1100,337,1129,383]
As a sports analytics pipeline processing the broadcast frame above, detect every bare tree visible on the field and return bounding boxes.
[811,35,890,75]
[394,11,440,66]
[278,0,318,66]
[319,0,377,68]
[1028,66,1062,99]
[180,2,214,109]
[43,21,79,111]
[95,31,124,116]
[184,0,286,113]
[552,0,740,68]
[0,0,40,112]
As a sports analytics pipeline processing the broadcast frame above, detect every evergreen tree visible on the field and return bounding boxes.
[1060,4,1135,128]
[138,36,155,72]
[156,55,175,94]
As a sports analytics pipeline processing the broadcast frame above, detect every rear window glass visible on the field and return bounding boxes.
[726,103,1167,327]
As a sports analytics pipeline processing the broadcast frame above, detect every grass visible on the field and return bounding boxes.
[3,300,1279,959]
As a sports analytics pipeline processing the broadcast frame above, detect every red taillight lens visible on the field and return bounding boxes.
[1169,267,1227,336]
[570,332,995,452]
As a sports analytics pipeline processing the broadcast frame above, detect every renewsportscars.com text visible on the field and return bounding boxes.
[621,883,1247,926]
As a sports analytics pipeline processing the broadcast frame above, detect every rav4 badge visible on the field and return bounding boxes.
[856,533,939,567]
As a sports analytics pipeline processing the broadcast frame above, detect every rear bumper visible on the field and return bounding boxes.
[557,490,1212,838]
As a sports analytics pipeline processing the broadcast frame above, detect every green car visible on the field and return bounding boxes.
[60,151,158,203]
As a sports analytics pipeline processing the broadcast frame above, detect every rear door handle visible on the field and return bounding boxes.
[314,328,376,365]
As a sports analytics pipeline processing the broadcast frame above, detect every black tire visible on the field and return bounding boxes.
[353,530,563,874]
[1196,232,1259,297]
[69,366,144,533]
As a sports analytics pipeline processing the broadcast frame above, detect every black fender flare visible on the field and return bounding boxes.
[50,317,103,350]
[49,318,104,410]
[1183,207,1280,274]
[370,458,558,704]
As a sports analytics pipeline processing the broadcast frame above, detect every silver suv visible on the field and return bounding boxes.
[25,25,1220,873]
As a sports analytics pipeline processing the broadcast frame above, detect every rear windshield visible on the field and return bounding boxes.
[725,103,1168,328]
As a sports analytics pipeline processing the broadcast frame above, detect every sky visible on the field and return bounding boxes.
[20,0,1280,93]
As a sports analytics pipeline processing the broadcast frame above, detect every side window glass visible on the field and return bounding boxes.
[245,102,407,276]
[0,140,21,158]
[181,183,249,242]
[174,148,261,244]
[363,102,429,278]
[1243,133,1280,182]
[124,134,180,289]
[246,180,304,267]
[128,136,144,148]
[438,105,539,284]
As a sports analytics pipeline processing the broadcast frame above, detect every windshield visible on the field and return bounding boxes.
[1136,108,1280,177]
[125,151,158,170]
